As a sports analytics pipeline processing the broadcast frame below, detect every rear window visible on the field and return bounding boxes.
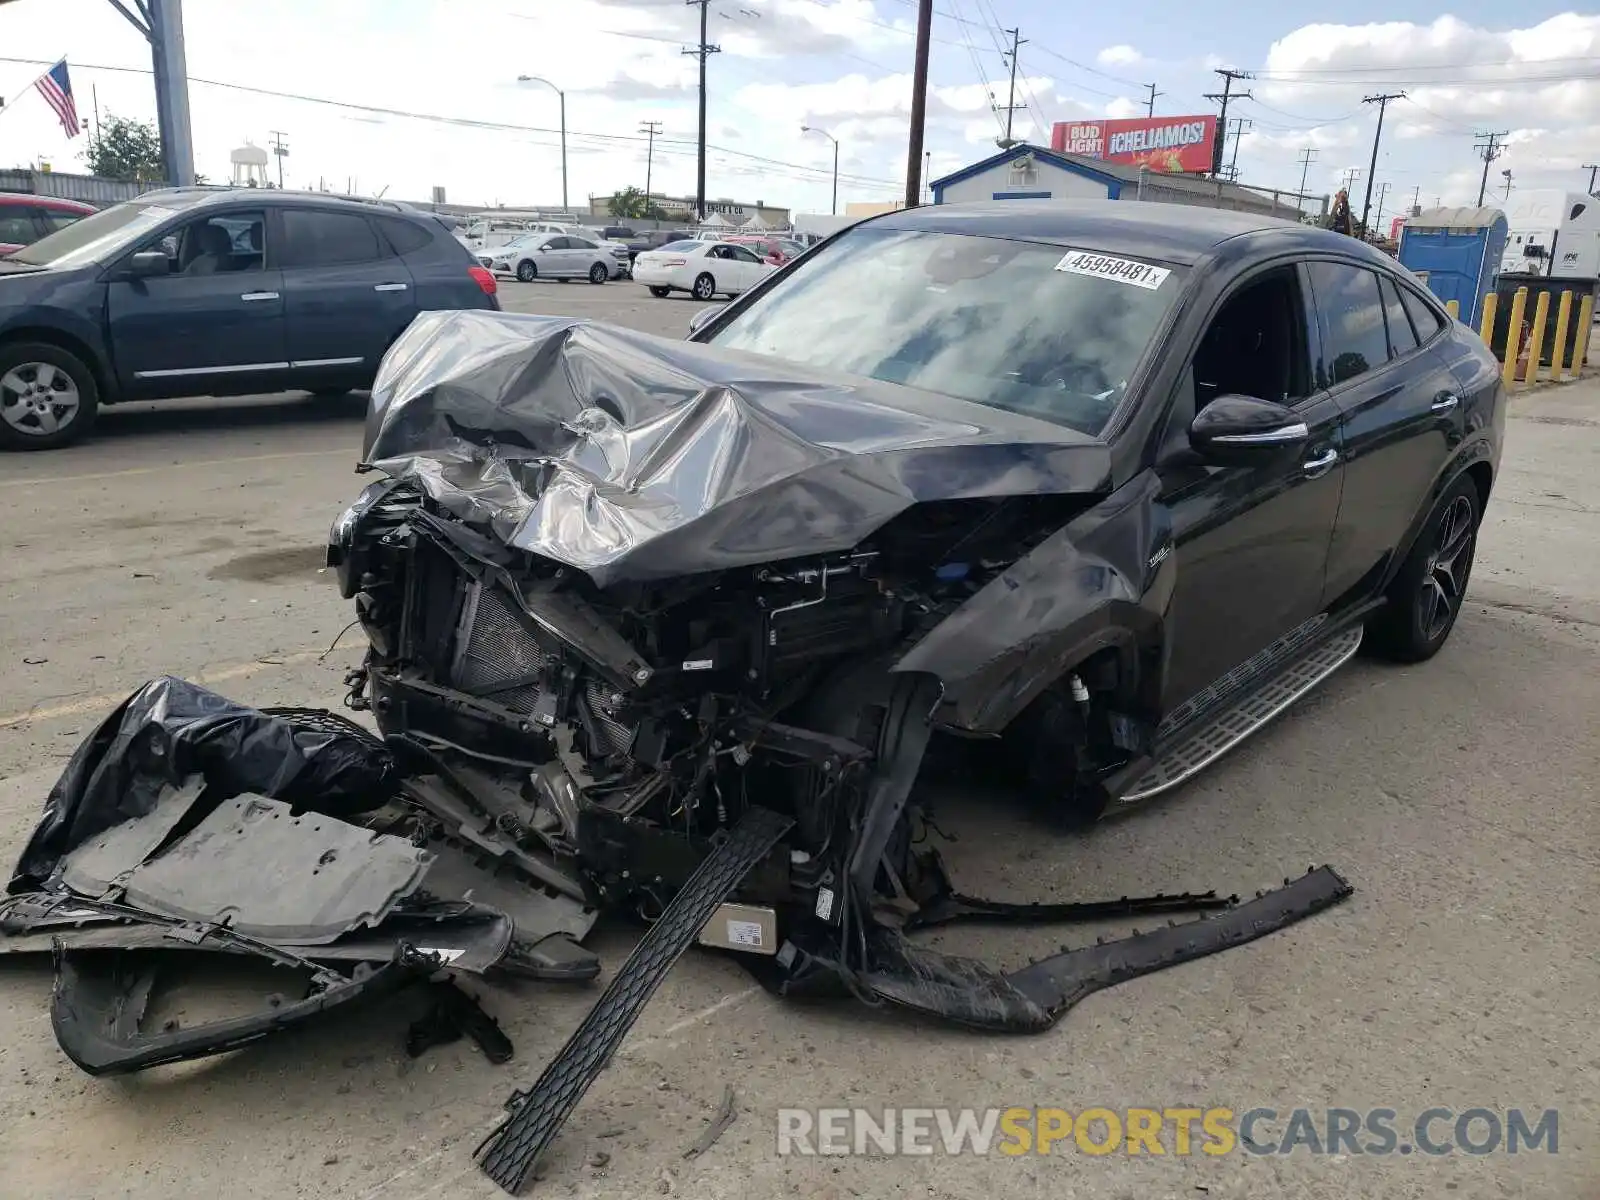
[279,209,386,267]
[657,240,702,252]
[378,216,433,255]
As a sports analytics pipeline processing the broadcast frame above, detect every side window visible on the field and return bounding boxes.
[548,236,574,250]
[377,216,432,256]
[1306,261,1390,387]
[1378,276,1419,357]
[169,211,267,275]
[42,210,86,232]
[568,237,596,249]
[0,209,37,244]
[729,245,763,263]
[279,209,385,268]
[1188,264,1313,410]
[1399,283,1447,341]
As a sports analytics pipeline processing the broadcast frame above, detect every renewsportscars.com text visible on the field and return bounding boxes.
[775,1106,1559,1157]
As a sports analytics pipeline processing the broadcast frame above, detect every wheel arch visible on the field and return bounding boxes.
[1382,446,1495,596]
[0,326,113,404]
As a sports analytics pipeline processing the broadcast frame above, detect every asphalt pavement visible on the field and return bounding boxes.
[0,281,1596,1199]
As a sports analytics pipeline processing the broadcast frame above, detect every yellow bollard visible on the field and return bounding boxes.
[1575,293,1595,373]
[1501,287,1528,388]
[1551,290,1574,381]
[1445,298,1460,320]
[1523,291,1551,386]
[1479,292,1498,346]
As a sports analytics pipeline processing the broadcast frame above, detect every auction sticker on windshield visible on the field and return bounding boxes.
[1053,250,1171,290]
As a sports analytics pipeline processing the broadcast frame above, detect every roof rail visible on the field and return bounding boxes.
[137,184,406,211]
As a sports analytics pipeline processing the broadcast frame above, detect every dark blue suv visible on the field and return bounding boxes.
[0,187,500,449]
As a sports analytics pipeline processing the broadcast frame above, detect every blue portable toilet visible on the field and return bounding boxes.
[1396,206,1508,329]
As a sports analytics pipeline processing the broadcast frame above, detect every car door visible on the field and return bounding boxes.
[105,206,291,393]
[1308,260,1464,609]
[725,243,768,291]
[1155,260,1347,710]
[276,206,417,381]
[565,236,599,275]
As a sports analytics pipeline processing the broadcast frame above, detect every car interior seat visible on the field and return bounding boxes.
[184,223,235,275]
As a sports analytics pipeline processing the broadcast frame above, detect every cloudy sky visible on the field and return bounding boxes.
[0,0,1596,219]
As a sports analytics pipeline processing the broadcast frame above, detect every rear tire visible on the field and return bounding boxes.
[649,286,670,298]
[0,341,100,451]
[588,262,608,284]
[516,260,536,282]
[1367,474,1481,663]
[692,273,716,301]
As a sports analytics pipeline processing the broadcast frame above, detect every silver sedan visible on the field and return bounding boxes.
[483,234,614,284]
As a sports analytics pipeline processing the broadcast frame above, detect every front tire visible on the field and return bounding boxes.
[515,259,537,282]
[0,342,100,451]
[588,262,608,284]
[1367,475,1481,662]
[648,285,671,298]
[692,272,716,301]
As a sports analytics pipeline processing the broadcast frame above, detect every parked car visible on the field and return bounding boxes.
[623,229,687,263]
[0,193,97,258]
[632,239,776,299]
[725,234,800,265]
[484,233,616,284]
[0,187,499,450]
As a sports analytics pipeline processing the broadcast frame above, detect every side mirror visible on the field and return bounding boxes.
[1189,394,1308,466]
[125,250,170,279]
[688,304,725,337]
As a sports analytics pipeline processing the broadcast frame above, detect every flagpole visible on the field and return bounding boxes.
[0,59,61,125]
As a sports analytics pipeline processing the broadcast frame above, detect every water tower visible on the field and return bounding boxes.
[230,141,269,187]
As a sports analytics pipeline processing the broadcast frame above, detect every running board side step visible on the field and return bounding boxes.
[1122,625,1364,804]
[476,807,794,1195]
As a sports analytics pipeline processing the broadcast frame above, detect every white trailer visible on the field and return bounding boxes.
[1498,189,1600,280]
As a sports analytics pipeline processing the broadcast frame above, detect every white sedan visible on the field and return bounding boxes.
[632,239,777,300]
[482,234,614,284]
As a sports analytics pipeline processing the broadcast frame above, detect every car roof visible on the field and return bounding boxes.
[869,198,1390,269]
[0,191,95,213]
[132,186,429,220]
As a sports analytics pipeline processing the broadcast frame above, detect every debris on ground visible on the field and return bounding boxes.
[683,1085,739,1159]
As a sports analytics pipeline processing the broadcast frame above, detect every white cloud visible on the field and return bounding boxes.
[1097,45,1143,67]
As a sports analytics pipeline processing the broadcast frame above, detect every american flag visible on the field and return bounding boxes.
[35,59,80,139]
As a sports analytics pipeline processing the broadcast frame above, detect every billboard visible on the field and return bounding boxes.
[1050,115,1220,175]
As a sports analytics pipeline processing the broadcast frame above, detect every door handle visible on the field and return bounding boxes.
[240,291,279,302]
[1302,448,1339,478]
[1431,391,1460,412]
[373,282,409,292]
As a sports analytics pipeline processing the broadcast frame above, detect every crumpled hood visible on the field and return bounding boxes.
[361,310,1113,585]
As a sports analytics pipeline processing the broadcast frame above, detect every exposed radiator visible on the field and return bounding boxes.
[451,582,547,713]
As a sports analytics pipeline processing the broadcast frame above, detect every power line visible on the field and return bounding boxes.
[1359,92,1405,235]
[0,55,901,190]
[1248,52,1600,77]
[1143,82,1164,117]
[1474,130,1508,207]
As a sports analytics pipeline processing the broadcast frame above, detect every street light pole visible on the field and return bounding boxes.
[801,125,839,215]
[517,74,567,210]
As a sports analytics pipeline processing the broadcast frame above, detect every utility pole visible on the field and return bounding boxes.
[104,0,194,185]
[1144,82,1164,118]
[905,0,933,209]
[1224,116,1252,181]
[682,0,720,221]
[1202,68,1251,178]
[268,129,288,188]
[924,149,932,203]
[1474,130,1507,206]
[1502,168,1513,200]
[996,27,1028,149]
[639,119,663,210]
[1409,184,1420,212]
[1374,180,1391,231]
[1359,91,1405,236]
[1296,146,1317,196]
[1342,166,1363,194]
[1581,162,1598,195]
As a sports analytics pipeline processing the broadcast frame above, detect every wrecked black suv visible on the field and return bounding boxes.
[325,200,1500,1187]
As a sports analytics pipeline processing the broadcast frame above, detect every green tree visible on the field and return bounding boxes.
[81,114,164,182]
[607,186,647,219]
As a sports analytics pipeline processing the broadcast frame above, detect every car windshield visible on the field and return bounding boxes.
[10,198,185,268]
[704,226,1184,437]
